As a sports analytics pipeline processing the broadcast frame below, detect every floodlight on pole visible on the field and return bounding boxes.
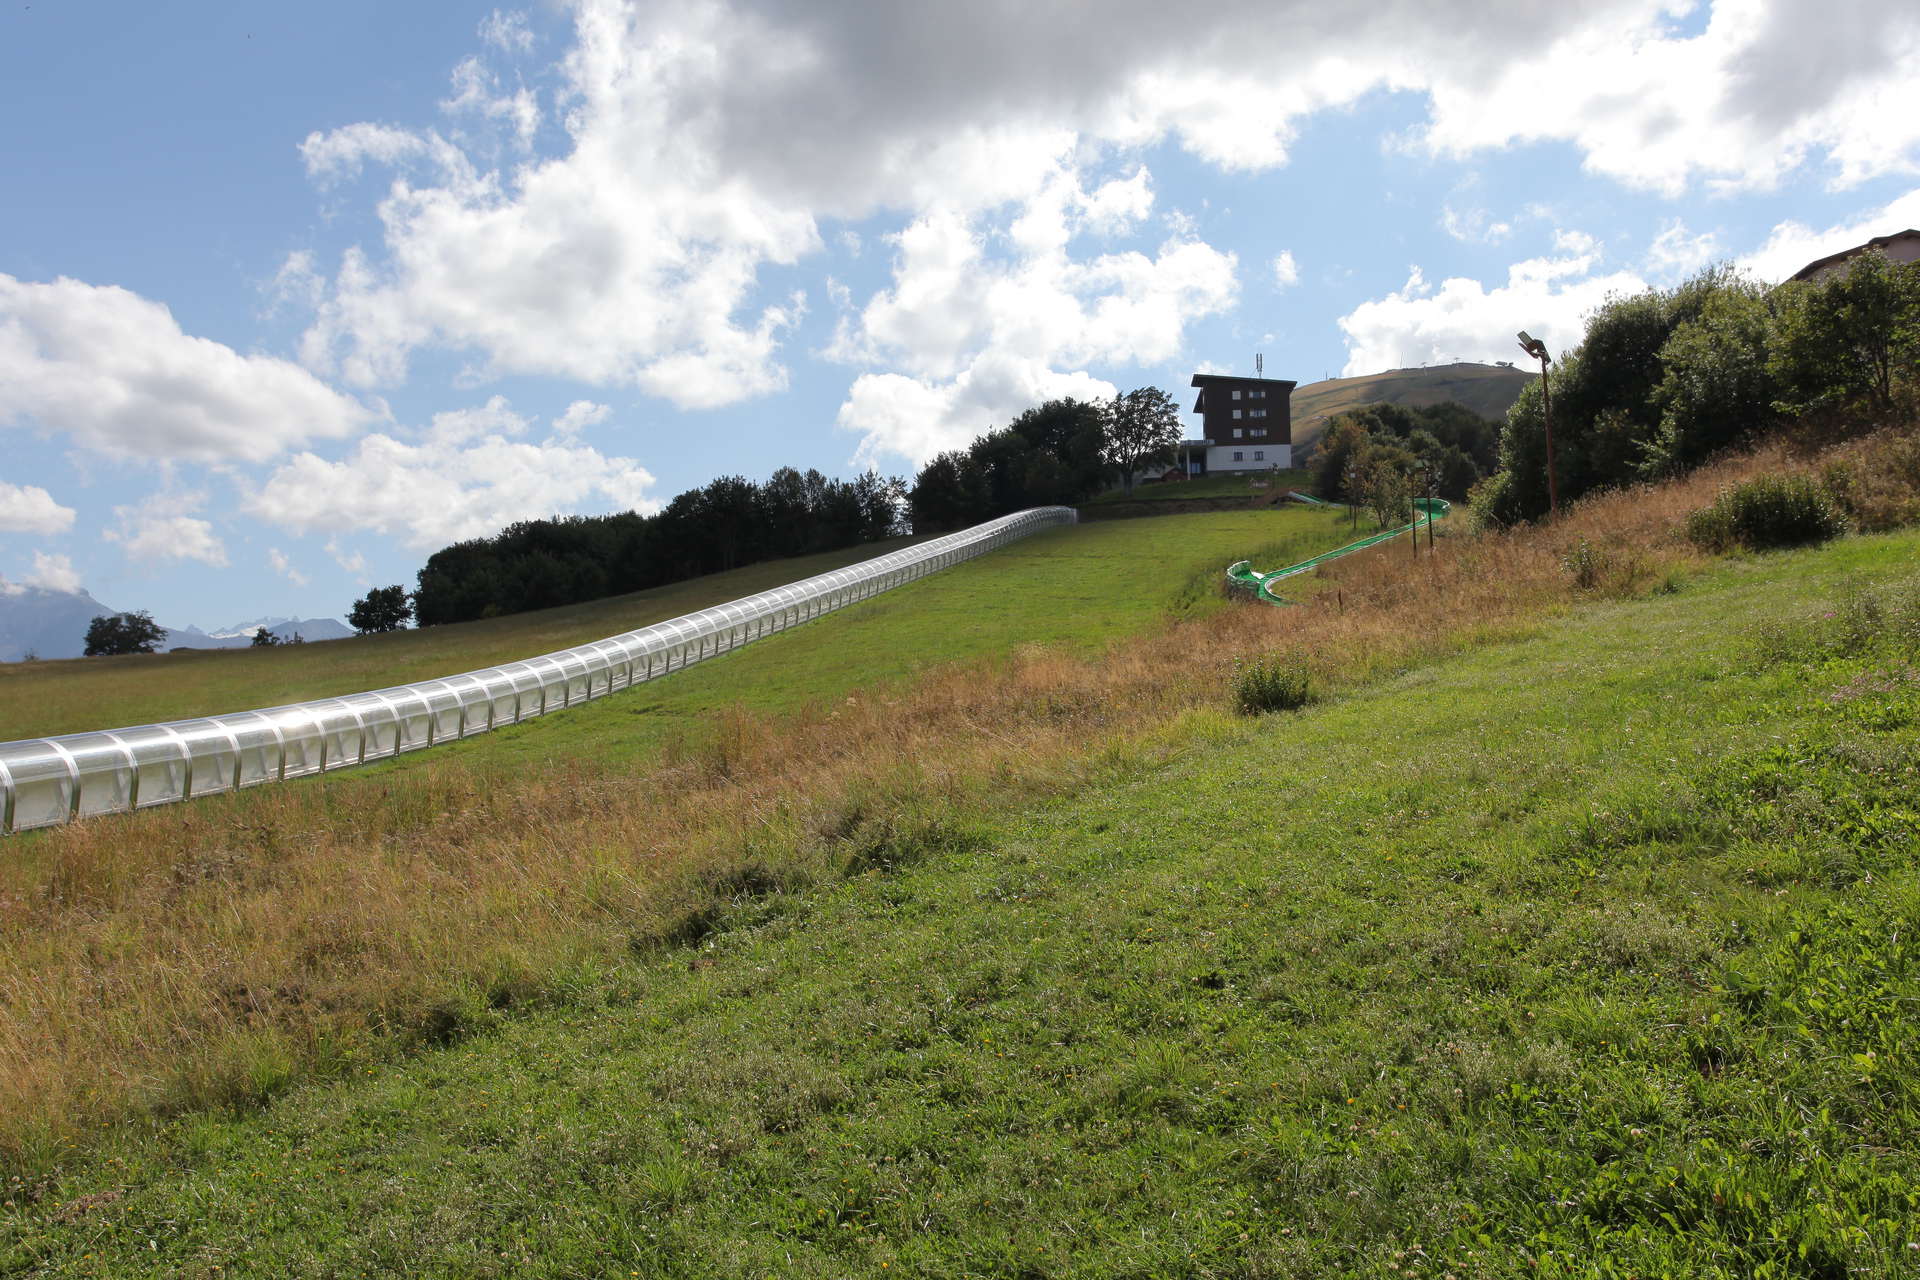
[1517,330,1559,518]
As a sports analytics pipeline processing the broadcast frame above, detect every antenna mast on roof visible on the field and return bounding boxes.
[1254,352,1263,378]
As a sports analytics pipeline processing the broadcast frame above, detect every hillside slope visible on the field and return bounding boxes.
[15,529,1918,1276]
[0,509,1349,749]
[1290,361,1531,458]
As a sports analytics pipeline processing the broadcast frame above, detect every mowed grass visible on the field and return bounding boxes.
[8,529,1918,1277]
[0,537,945,742]
[451,506,1353,769]
[1084,468,1314,504]
[0,509,1345,753]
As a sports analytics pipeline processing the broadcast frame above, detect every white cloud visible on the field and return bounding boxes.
[1646,219,1722,281]
[1417,0,1920,195]
[553,399,612,435]
[106,493,229,567]
[441,56,541,146]
[425,393,530,445]
[1440,205,1513,244]
[0,275,375,463]
[830,168,1236,465]
[1337,237,1647,375]
[1740,186,1920,282]
[266,547,310,588]
[280,0,1920,428]
[23,551,81,594]
[1271,250,1299,289]
[0,481,75,534]
[324,537,369,577]
[247,399,660,549]
[479,9,534,53]
[298,122,438,185]
[838,357,1121,469]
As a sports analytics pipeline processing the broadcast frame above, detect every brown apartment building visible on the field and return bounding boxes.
[1181,373,1296,475]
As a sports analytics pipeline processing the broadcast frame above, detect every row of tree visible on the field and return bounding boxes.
[908,387,1182,531]
[1477,251,1920,525]
[407,467,908,627]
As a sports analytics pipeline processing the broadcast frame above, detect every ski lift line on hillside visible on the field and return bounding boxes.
[0,506,1078,836]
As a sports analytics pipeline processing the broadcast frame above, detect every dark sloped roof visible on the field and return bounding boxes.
[1789,229,1920,283]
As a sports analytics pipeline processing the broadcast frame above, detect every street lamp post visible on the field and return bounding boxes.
[1517,331,1559,519]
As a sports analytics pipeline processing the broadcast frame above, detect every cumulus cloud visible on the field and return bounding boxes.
[0,275,375,463]
[1740,186,1920,282]
[23,552,82,594]
[1337,235,1647,375]
[830,167,1236,465]
[266,547,310,588]
[0,481,75,534]
[1646,219,1722,281]
[1272,250,1299,289]
[246,399,659,549]
[553,399,612,435]
[283,0,1920,425]
[478,9,534,53]
[106,493,229,567]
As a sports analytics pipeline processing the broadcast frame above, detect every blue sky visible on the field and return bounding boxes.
[3,0,1917,629]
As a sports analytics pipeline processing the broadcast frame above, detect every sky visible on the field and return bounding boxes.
[2,0,1917,629]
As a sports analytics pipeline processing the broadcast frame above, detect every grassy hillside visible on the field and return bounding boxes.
[8,525,1917,1277]
[6,428,1918,1276]
[0,509,1351,753]
[1081,469,1313,506]
[1289,361,1532,458]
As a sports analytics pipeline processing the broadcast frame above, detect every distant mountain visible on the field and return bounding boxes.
[165,617,354,649]
[0,587,353,662]
[1290,362,1533,460]
[266,618,353,644]
[0,584,118,663]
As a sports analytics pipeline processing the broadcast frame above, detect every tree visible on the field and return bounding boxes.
[349,585,413,634]
[250,626,283,648]
[1103,387,1182,495]
[1647,278,1779,475]
[83,611,165,656]
[1770,250,1920,418]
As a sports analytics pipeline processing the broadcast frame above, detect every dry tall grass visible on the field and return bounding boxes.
[2,426,1914,1167]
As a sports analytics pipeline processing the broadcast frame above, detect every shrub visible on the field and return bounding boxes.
[1685,475,1847,552]
[1233,654,1313,715]
[1560,537,1602,590]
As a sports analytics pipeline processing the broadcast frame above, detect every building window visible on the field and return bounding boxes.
[1250,408,1266,419]
[1251,428,1265,438]
[1232,409,1242,419]
[1233,450,1244,461]
[1250,389,1265,399]
[1232,389,1242,400]
[1233,428,1243,438]
[1254,450,1265,461]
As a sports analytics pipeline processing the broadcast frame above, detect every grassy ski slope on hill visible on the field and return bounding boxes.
[10,529,1918,1278]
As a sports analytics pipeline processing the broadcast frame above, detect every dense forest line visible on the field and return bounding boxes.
[402,389,1181,627]
[411,469,907,626]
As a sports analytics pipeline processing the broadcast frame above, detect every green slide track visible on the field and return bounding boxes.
[1227,496,1450,606]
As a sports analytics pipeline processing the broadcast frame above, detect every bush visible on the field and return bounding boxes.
[1233,654,1313,715]
[1685,475,1848,552]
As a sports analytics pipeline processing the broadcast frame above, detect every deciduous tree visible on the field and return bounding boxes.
[83,611,165,657]
[1103,387,1182,495]
[349,585,414,634]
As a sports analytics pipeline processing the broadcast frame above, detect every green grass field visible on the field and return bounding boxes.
[9,529,1916,1277]
[1084,469,1313,504]
[0,508,1351,768]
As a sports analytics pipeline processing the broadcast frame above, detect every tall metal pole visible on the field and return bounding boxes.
[1538,351,1559,519]
[1518,333,1560,519]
